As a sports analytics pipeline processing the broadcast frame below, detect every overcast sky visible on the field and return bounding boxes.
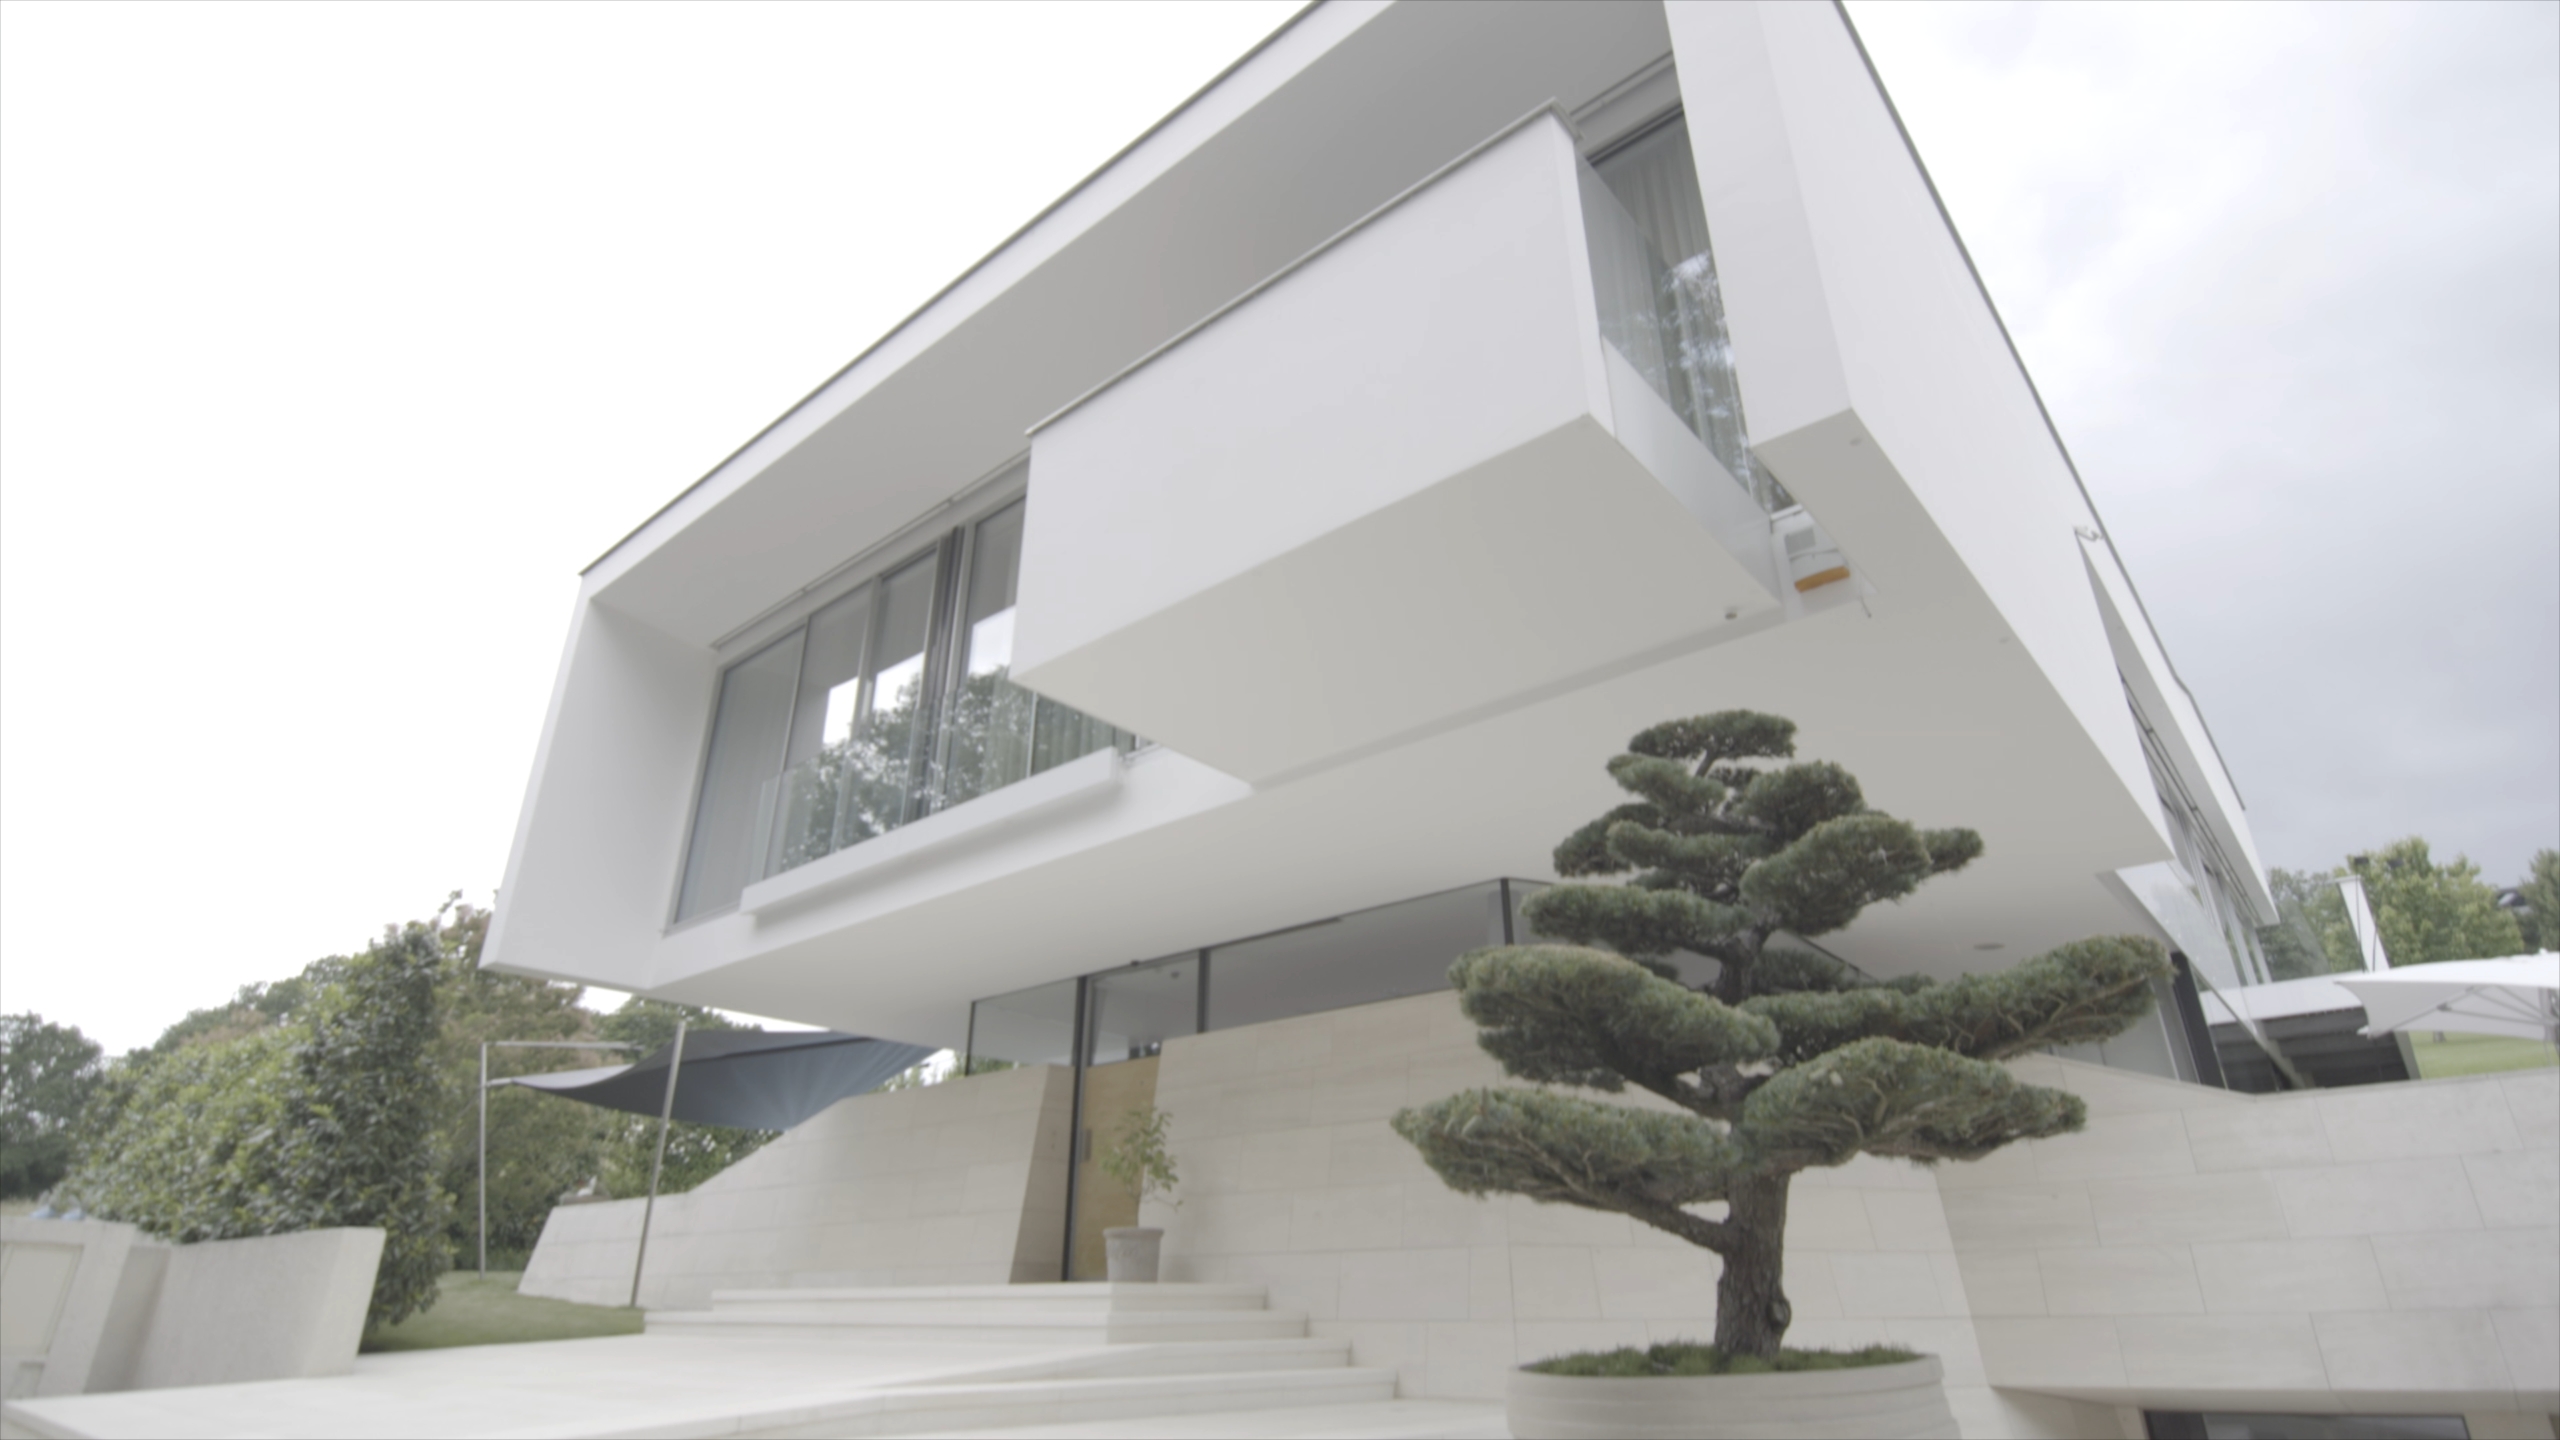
[4,2,2554,1055]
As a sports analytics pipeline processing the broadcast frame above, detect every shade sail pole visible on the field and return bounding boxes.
[477,1040,635,1285]
[631,1021,689,1309]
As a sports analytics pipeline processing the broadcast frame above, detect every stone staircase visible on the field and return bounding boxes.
[632,1283,1503,1439]
[649,1281,1310,1347]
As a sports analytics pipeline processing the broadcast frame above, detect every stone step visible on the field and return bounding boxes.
[709,1282,1269,1315]
[580,1367,1404,1440]
[875,1338,1354,1384]
[865,1398,1513,1439]
[648,1308,1311,1345]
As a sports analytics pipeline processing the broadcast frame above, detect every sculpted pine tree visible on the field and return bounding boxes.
[1393,710,2169,1359]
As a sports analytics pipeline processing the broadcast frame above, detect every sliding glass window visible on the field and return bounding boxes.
[1581,109,1790,512]
[674,632,803,921]
[672,479,1136,922]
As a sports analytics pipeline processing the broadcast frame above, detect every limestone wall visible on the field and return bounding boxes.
[1950,1056,2558,1426]
[520,1061,1072,1309]
[1142,989,2560,1439]
[510,986,2554,1438]
[1141,990,2017,1432]
[0,1219,380,1398]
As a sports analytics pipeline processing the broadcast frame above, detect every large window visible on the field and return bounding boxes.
[674,481,1135,922]
[1581,109,1790,512]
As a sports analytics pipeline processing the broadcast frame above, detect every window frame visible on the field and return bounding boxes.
[663,462,1033,931]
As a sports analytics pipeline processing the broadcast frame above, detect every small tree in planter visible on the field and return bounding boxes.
[1394,710,2169,1362]
[1096,1105,1179,1282]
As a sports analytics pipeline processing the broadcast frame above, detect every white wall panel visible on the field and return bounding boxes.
[485,596,712,989]
[1668,1,2168,874]
[1019,113,1777,783]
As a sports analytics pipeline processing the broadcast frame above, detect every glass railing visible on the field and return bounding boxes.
[1578,162,1792,514]
[751,674,1136,883]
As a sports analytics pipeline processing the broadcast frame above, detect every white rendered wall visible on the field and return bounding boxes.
[0,1222,380,1402]
[485,596,715,990]
[1667,1,2170,862]
[110,1228,381,1394]
[483,0,2274,1040]
[1,1218,138,1398]
[1017,113,1773,785]
[519,1063,1072,1310]
[1018,112,1613,686]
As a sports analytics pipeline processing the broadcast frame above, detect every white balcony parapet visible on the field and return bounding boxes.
[1016,107,1820,786]
[737,745,1124,919]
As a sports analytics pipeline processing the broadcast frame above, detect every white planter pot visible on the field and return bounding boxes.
[1102,1227,1163,1283]
[1507,1354,1955,1439]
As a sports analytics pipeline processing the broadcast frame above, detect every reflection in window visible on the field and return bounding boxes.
[1205,884,1508,1032]
[672,478,1137,921]
[938,499,1134,804]
[964,977,1080,1073]
[674,632,804,920]
[1583,111,1789,512]
[2146,1414,2466,1440]
[939,501,1039,810]
[768,552,942,877]
[1085,957,1199,1066]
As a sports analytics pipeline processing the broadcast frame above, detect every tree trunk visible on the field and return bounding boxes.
[1712,1172,1794,1358]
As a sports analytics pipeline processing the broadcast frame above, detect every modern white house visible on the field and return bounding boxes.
[473,4,2557,1438]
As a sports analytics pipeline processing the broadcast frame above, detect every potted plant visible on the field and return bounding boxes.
[1095,1104,1179,1283]
[1393,710,2171,1440]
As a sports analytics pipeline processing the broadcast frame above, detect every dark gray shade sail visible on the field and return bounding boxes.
[492,1030,934,1131]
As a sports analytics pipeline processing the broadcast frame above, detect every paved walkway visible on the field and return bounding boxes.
[0,1333,1506,1440]
[881,1401,1511,1438]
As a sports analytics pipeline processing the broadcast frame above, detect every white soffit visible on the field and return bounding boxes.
[579,2,1677,652]
[650,554,2172,1046]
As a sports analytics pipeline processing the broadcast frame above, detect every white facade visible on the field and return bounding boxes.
[486,0,2271,1047]
[467,5,2553,1435]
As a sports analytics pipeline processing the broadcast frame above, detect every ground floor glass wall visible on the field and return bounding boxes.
[963,873,2232,1278]
[965,880,1523,1279]
[2146,1414,2468,1439]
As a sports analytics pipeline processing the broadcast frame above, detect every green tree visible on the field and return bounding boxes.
[2318,839,2523,969]
[427,900,611,1265]
[1393,711,2167,1359]
[2509,849,2559,953]
[69,915,455,1330]
[2260,869,2350,980]
[0,1015,105,1198]
[593,999,777,1197]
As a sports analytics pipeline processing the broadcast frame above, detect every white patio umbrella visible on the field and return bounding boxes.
[2337,954,2560,1045]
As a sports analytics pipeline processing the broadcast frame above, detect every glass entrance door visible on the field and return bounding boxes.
[1066,956,1199,1279]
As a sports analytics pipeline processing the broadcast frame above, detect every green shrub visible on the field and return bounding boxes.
[1094,1105,1180,1209]
[70,920,453,1330]
[1525,1342,1919,1377]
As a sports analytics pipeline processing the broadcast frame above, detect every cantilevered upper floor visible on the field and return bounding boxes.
[485,0,2276,1051]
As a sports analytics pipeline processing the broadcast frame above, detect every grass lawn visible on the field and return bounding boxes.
[362,1271,644,1353]
[2409,1031,2560,1079]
